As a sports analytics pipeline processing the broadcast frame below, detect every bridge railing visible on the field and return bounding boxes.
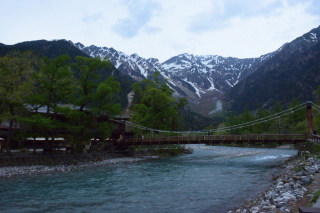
[122,134,308,144]
[312,134,320,144]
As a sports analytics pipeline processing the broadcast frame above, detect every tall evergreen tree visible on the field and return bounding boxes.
[32,55,74,152]
[72,56,112,111]
[131,72,185,132]
[0,52,35,154]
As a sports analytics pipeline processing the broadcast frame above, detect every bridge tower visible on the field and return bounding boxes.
[306,102,314,135]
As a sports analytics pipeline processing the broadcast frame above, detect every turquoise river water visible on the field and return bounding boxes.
[0,145,297,212]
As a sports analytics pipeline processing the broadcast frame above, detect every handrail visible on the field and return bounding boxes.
[123,134,307,144]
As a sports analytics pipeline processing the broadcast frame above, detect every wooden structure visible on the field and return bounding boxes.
[0,117,130,150]
[110,134,309,145]
[0,102,318,150]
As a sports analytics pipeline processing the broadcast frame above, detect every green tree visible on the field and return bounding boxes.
[62,108,95,153]
[32,55,74,152]
[131,73,184,131]
[0,52,35,154]
[72,56,112,111]
[58,57,114,152]
[92,76,121,141]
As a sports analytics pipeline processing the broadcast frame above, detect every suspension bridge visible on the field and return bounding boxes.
[1,101,320,150]
[108,101,320,146]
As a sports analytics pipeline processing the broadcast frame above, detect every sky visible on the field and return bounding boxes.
[1,0,320,62]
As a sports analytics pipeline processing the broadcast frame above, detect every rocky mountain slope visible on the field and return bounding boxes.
[75,25,320,114]
[2,25,319,115]
[74,42,276,102]
[222,25,320,112]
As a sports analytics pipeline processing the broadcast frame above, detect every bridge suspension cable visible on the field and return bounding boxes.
[205,105,306,133]
[111,101,316,135]
[203,102,308,132]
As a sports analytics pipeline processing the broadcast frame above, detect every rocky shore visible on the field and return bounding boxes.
[229,152,320,213]
[0,155,158,178]
[0,146,190,178]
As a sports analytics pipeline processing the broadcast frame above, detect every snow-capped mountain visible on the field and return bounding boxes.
[75,43,158,80]
[74,42,275,101]
[73,25,320,107]
[223,25,320,112]
[159,53,275,98]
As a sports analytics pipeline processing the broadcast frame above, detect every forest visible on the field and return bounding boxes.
[0,52,188,154]
[1,52,319,155]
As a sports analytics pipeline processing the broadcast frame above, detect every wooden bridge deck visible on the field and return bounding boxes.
[0,133,312,150]
[112,134,309,145]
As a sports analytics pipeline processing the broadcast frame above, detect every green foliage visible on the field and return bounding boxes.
[93,76,121,117]
[63,66,121,151]
[182,109,222,131]
[0,52,35,116]
[19,114,53,136]
[0,40,89,59]
[0,51,36,153]
[295,166,302,173]
[131,72,185,131]
[217,98,308,135]
[0,53,123,153]
[177,98,188,111]
[313,143,320,154]
[33,55,74,114]
[311,190,320,203]
[315,86,320,104]
[72,56,112,111]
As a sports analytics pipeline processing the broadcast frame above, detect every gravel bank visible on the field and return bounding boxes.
[229,153,320,213]
[0,156,158,178]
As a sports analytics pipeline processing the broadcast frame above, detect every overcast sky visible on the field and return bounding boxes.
[1,0,320,62]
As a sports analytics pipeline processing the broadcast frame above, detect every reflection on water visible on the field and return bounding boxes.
[0,146,297,213]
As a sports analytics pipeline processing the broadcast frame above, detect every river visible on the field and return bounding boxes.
[0,145,297,212]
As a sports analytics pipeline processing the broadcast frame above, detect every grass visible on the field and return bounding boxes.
[313,143,320,153]
[296,166,302,173]
[311,190,320,203]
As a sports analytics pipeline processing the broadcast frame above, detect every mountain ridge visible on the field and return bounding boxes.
[1,24,319,115]
[73,41,278,104]
[222,25,320,112]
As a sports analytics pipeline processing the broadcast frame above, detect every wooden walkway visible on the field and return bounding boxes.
[0,132,314,149]
[111,134,309,145]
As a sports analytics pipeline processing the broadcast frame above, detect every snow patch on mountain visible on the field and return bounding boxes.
[310,33,318,42]
[73,42,279,101]
[186,80,202,98]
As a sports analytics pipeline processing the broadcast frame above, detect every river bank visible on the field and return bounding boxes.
[0,153,159,178]
[0,146,298,212]
[0,146,191,178]
[229,152,320,213]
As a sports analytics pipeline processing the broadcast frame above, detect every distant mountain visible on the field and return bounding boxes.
[2,25,319,115]
[0,39,89,58]
[74,42,276,104]
[0,39,135,108]
[222,25,320,112]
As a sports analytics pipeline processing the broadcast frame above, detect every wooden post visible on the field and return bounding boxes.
[306,103,314,135]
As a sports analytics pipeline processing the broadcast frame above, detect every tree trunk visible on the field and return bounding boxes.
[44,104,50,153]
[6,104,15,155]
[6,118,13,155]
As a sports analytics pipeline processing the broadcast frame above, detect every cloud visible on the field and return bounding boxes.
[82,13,103,23]
[306,0,320,15]
[144,26,162,34]
[0,0,319,62]
[187,0,286,33]
[112,0,161,38]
